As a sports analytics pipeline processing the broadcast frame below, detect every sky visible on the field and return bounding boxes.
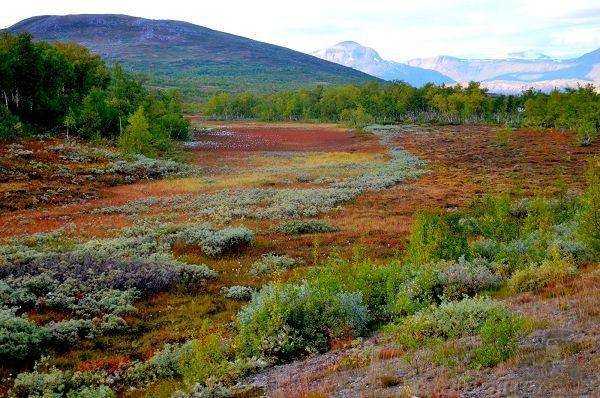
[1,0,599,61]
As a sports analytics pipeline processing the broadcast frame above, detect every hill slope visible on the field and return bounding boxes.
[313,41,454,86]
[8,14,379,98]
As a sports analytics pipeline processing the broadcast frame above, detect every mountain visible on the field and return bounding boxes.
[7,15,379,98]
[312,41,454,86]
[506,51,552,60]
[407,49,600,93]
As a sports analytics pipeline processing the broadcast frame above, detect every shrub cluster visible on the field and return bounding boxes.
[0,308,48,362]
[275,220,338,235]
[0,223,236,363]
[237,283,368,361]
[221,286,254,301]
[236,183,598,367]
[10,367,115,398]
[173,224,255,257]
[507,253,576,293]
[392,297,525,367]
[249,253,302,276]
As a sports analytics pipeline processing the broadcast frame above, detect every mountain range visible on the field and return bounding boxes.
[407,49,600,93]
[315,41,599,93]
[312,41,454,87]
[7,14,377,97]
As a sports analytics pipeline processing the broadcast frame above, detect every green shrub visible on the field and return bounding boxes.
[0,106,24,140]
[470,194,519,241]
[179,335,234,387]
[507,253,576,293]
[10,368,114,398]
[393,297,514,349]
[117,106,158,158]
[340,106,374,129]
[308,257,417,322]
[0,308,49,362]
[473,314,524,367]
[276,220,338,235]
[406,211,470,265]
[237,282,368,361]
[579,157,600,256]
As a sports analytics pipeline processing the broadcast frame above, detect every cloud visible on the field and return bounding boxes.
[1,0,598,60]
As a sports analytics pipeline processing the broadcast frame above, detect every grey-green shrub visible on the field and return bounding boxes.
[249,253,301,276]
[173,224,254,257]
[47,319,93,348]
[221,285,254,301]
[10,368,114,398]
[0,308,49,362]
[394,297,520,349]
[126,341,194,383]
[439,257,501,300]
[237,283,369,361]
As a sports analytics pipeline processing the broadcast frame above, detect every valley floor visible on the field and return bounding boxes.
[1,122,599,397]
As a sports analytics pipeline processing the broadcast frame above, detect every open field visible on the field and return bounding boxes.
[1,122,599,396]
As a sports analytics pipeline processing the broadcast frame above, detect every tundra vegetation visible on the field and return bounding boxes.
[1,34,599,397]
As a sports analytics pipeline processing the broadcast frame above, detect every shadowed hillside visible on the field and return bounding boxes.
[8,14,379,98]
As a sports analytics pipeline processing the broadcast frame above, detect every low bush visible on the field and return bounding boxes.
[405,211,470,265]
[237,283,368,361]
[105,154,195,179]
[507,254,577,293]
[249,253,301,276]
[221,285,254,301]
[276,220,338,235]
[47,319,93,348]
[438,257,501,300]
[10,368,114,398]
[308,257,415,322]
[126,341,194,384]
[579,157,600,256]
[0,106,25,140]
[0,308,49,362]
[179,335,234,388]
[393,297,517,349]
[174,225,254,257]
[473,314,524,367]
[201,227,255,257]
[172,383,232,398]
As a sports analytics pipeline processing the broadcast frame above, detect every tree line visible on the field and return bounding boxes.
[0,33,189,157]
[203,81,599,144]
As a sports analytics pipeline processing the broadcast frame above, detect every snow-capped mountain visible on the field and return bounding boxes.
[407,48,600,93]
[312,41,454,86]
[506,51,552,60]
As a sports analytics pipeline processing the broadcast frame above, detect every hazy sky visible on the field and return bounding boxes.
[2,0,599,60]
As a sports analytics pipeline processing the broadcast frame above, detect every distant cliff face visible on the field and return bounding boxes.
[8,14,378,95]
[312,41,454,87]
